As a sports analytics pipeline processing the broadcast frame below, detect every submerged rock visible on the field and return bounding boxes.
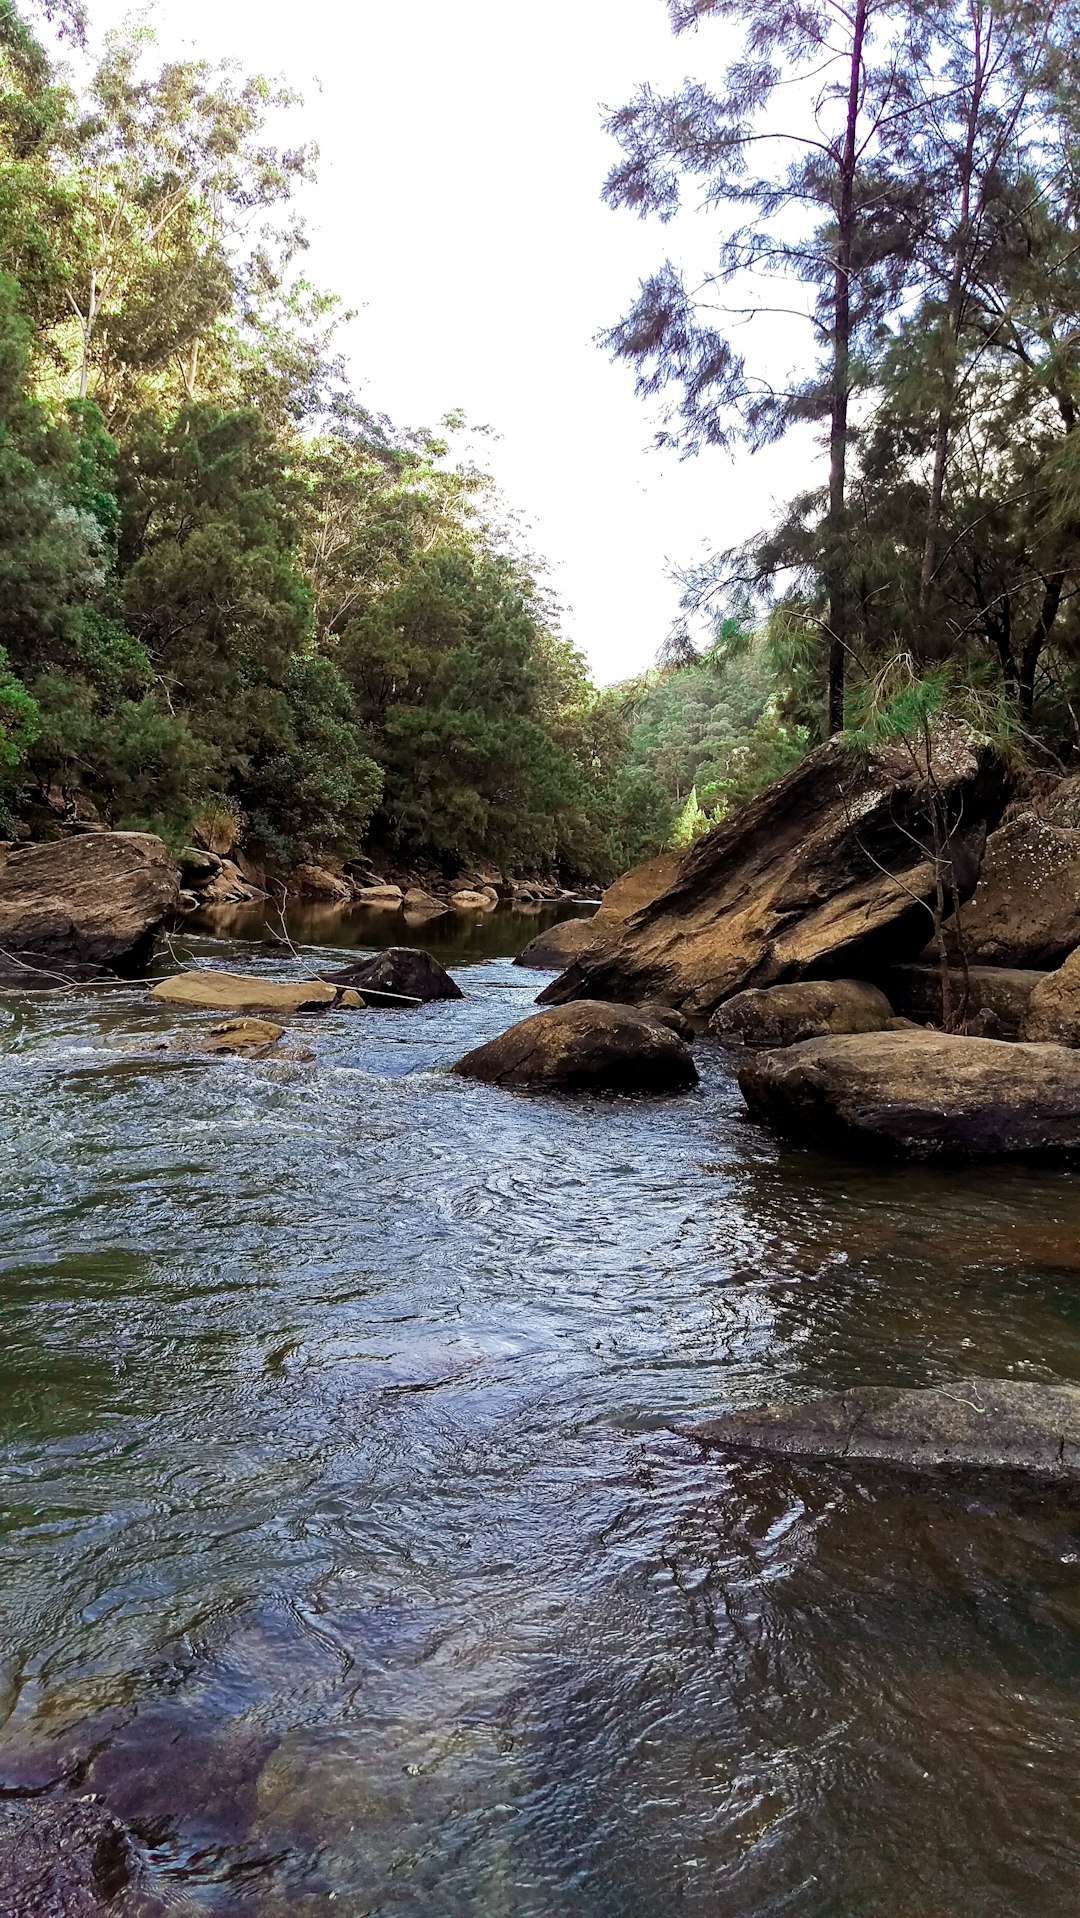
[0,834,179,984]
[0,1793,158,1916]
[686,1379,1080,1477]
[150,971,339,1015]
[452,1000,698,1093]
[711,979,893,1049]
[196,1018,289,1057]
[322,947,462,1003]
[538,731,1005,1018]
[738,1028,1080,1161]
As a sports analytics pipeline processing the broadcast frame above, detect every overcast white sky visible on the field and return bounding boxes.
[86,0,811,683]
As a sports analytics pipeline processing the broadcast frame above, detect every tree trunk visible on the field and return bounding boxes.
[825,0,869,736]
[919,6,987,615]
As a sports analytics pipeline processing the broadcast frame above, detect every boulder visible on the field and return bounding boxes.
[639,1002,695,1041]
[738,1028,1080,1161]
[451,889,496,912]
[150,970,339,1015]
[353,884,404,907]
[515,916,600,970]
[515,855,683,971]
[198,857,262,906]
[686,1379,1080,1478]
[322,947,463,1003]
[885,962,1045,1036]
[178,845,221,888]
[1022,949,1080,1045]
[0,833,179,984]
[199,1018,285,1054]
[0,1793,158,1916]
[711,979,893,1049]
[452,1000,698,1094]
[288,864,351,901]
[940,810,1080,968]
[403,886,449,917]
[538,731,1005,1018]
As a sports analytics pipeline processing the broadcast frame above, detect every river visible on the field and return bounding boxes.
[1,904,1079,1915]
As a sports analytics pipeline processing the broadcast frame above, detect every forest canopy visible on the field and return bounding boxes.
[5,0,1080,883]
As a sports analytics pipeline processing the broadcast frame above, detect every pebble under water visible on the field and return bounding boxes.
[2,908,1080,1915]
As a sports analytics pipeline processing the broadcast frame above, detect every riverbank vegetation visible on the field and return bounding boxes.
[4,0,1080,885]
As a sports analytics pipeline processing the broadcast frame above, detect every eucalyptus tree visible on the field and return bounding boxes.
[603,0,917,730]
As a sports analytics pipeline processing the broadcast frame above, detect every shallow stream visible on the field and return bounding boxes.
[2,905,1079,1915]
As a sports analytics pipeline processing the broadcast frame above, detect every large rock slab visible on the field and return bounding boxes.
[686,1380,1080,1477]
[515,916,600,970]
[884,962,1045,1036]
[539,732,1005,1018]
[0,1793,160,1916]
[150,970,339,1015]
[711,979,893,1048]
[0,834,179,984]
[941,810,1080,968]
[1022,949,1080,1046]
[738,1028,1080,1160]
[452,1001,698,1094]
[322,947,462,1003]
[517,855,683,972]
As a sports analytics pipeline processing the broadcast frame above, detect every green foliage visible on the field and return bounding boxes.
[0,1,643,876]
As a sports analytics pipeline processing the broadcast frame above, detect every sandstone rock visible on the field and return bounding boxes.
[288,864,351,901]
[515,916,600,970]
[452,1000,698,1094]
[0,833,179,984]
[0,1793,158,1916]
[940,810,1080,968]
[322,947,462,1003]
[597,850,684,920]
[199,857,262,906]
[403,886,449,917]
[686,1379,1080,1477]
[738,1028,1080,1161]
[150,971,338,1015]
[711,979,893,1049]
[885,962,1045,1036]
[353,884,403,907]
[178,846,221,888]
[451,889,496,912]
[639,1002,695,1041]
[1022,949,1080,1045]
[539,731,1005,1018]
[201,1018,285,1054]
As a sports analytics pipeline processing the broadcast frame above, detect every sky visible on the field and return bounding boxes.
[85,0,812,684]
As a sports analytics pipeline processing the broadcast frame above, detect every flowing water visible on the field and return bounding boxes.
[2,905,1080,1915]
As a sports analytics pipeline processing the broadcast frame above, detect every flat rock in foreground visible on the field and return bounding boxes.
[539,732,1004,1017]
[0,834,179,983]
[686,1380,1080,1477]
[150,970,339,1015]
[452,1000,698,1094]
[738,1028,1080,1160]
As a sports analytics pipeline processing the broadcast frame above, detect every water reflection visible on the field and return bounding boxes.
[0,917,1078,1913]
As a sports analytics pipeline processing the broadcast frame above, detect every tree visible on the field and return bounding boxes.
[603,0,914,730]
